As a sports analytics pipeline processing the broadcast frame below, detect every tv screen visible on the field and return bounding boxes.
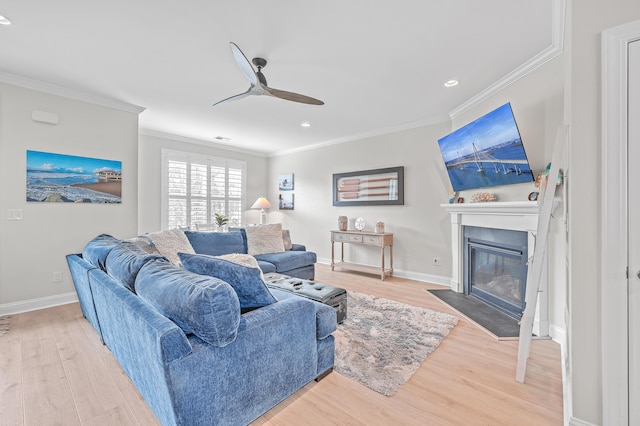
[438,102,534,192]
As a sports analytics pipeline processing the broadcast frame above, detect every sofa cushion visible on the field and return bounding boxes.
[245,223,286,256]
[184,231,247,256]
[147,229,195,266]
[256,260,277,273]
[105,242,167,292]
[135,259,240,347]
[178,252,277,311]
[254,250,317,273]
[82,234,121,270]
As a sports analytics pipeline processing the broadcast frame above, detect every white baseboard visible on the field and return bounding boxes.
[316,258,451,287]
[549,322,566,345]
[0,292,78,316]
[569,417,599,426]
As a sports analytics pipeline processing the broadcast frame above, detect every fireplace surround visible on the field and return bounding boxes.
[441,201,548,336]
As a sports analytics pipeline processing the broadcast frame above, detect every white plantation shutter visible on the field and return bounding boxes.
[162,150,246,230]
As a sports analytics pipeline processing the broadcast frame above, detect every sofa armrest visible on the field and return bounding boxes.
[269,289,336,339]
[88,268,192,425]
[67,254,102,338]
[290,243,306,251]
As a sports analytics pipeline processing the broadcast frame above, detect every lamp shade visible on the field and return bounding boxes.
[251,197,272,209]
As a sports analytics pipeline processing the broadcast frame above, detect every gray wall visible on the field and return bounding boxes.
[267,122,453,284]
[0,83,139,310]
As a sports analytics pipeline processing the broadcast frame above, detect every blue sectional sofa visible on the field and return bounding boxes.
[67,234,336,426]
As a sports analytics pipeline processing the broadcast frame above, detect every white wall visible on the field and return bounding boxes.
[267,122,453,284]
[567,1,640,424]
[137,132,269,234]
[0,83,140,313]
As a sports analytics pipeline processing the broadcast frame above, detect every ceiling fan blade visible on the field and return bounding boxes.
[229,42,258,86]
[212,88,253,107]
[265,87,324,105]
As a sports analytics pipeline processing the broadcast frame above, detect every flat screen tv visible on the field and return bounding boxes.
[437,102,534,192]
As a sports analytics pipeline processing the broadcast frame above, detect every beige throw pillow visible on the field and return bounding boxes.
[281,229,293,250]
[217,253,266,280]
[148,229,195,266]
[245,223,285,256]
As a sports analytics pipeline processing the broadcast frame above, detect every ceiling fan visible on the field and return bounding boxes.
[212,42,324,107]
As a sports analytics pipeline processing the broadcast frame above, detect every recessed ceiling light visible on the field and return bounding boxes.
[300,122,311,128]
[0,15,11,25]
[444,79,459,87]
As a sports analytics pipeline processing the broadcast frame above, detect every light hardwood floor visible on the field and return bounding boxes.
[0,264,563,425]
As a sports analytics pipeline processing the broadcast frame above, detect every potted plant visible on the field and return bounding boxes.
[214,213,230,232]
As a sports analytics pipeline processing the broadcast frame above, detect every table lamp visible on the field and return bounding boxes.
[251,197,272,225]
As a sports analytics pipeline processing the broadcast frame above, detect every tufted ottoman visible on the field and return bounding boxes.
[264,273,347,324]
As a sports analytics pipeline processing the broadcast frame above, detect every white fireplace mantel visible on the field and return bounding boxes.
[441,201,548,336]
[441,201,539,233]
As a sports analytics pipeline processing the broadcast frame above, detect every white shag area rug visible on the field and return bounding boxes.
[334,292,458,396]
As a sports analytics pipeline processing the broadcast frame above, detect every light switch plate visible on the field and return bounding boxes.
[7,209,23,221]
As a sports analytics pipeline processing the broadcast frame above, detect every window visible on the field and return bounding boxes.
[162,149,246,230]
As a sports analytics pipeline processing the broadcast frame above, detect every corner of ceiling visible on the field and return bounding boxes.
[449,0,566,120]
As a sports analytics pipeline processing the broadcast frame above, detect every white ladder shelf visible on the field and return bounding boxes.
[516,125,568,383]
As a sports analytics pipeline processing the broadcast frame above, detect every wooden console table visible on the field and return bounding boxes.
[330,230,393,280]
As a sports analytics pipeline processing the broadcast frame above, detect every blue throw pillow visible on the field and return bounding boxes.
[82,234,120,270]
[135,259,240,347]
[105,241,168,292]
[184,231,247,256]
[178,252,276,311]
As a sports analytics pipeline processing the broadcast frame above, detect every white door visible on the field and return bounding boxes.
[629,38,640,425]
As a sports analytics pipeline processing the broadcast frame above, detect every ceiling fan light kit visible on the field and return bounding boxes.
[212,42,324,107]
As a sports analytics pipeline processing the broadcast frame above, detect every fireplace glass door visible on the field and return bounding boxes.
[463,227,528,319]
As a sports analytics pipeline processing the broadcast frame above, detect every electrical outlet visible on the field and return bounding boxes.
[432,257,442,266]
[52,271,63,283]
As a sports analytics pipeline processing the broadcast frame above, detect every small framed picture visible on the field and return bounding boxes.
[279,173,294,191]
[279,193,294,210]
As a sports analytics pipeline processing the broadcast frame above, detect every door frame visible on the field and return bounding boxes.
[601,19,640,425]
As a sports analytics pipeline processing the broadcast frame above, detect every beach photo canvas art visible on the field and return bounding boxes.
[279,193,294,210]
[26,150,122,203]
[279,173,294,190]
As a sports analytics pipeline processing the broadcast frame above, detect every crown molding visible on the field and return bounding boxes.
[449,0,566,120]
[139,128,268,158]
[0,71,145,114]
[269,113,449,157]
